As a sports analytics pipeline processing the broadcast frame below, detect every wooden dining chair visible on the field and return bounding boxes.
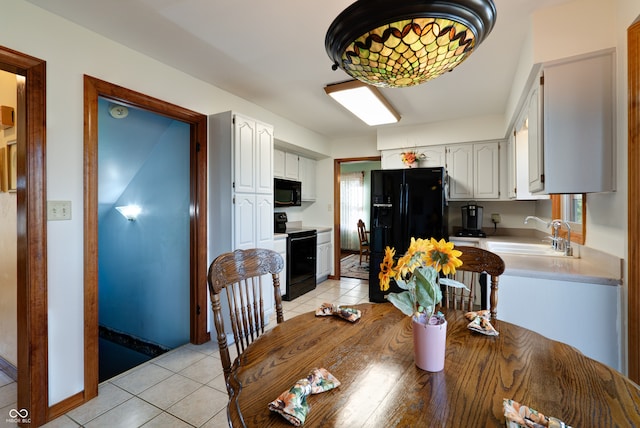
[207,248,285,395]
[357,219,370,265]
[441,246,505,319]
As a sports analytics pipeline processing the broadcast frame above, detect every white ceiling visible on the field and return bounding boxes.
[26,0,569,140]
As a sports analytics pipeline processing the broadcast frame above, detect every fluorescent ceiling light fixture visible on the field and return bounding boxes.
[324,80,400,126]
[115,204,142,221]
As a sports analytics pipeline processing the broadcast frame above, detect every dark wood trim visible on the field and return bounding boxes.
[628,19,640,383]
[333,156,381,279]
[47,391,84,421]
[0,46,48,426]
[83,76,209,400]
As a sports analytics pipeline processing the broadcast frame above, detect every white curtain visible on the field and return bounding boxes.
[340,171,365,251]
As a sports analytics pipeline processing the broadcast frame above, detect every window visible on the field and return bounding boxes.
[551,194,585,245]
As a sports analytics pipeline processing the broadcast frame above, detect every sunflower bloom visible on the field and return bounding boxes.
[378,247,396,291]
[425,238,463,275]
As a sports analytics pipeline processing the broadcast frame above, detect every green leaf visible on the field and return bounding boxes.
[394,277,411,291]
[386,291,414,316]
[439,277,469,291]
[414,267,442,310]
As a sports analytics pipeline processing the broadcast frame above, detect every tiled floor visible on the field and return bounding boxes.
[0,278,368,428]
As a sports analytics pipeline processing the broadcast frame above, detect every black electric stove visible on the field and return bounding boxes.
[274,213,317,300]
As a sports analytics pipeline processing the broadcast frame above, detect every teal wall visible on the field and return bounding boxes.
[97,98,190,349]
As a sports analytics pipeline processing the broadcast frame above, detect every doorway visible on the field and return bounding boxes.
[97,98,192,381]
[333,156,380,280]
[0,46,47,426]
[338,160,380,281]
[83,76,208,400]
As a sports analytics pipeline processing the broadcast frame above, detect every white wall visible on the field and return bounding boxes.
[1,0,332,405]
[376,114,505,150]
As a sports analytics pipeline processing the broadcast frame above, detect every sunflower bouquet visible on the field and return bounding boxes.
[379,237,465,324]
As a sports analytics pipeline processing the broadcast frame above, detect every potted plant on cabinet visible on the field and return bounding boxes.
[379,237,465,371]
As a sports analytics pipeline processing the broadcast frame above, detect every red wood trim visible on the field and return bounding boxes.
[628,19,640,383]
[0,47,49,427]
[83,76,210,405]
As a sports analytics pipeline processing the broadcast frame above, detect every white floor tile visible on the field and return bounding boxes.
[84,397,161,428]
[138,374,201,410]
[167,385,228,427]
[65,382,133,425]
[110,363,173,395]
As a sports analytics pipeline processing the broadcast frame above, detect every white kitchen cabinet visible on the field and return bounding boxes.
[508,122,549,200]
[208,111,274,258]
[299,156,317,201]
[473,142,500,199]
[232,114,273,195]
[274,236,288,292]
[447,144,474,200]
[284,152,299,180]
[530,50,615,194]
[316,230,332,282]
[447,141,500,200]
[506,130,517,199]
[209,111,276,336]
[422,146,446,167]
[274,148,285,179]
[527,77,544,193]
[499,274,621,371]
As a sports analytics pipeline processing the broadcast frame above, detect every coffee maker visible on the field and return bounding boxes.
[456,202,486,237]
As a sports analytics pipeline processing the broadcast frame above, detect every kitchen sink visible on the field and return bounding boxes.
[486,241,577,258]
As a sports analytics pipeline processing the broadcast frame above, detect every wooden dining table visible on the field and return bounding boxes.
[227,302,640,427]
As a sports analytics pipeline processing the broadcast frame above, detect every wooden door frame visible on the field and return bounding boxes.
[332,156,381,279]
[0,46,48,426]
[628,18,640,383]
[82,76,209,402]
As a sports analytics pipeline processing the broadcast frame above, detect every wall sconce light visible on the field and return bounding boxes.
[115,204,141,221]
[324,80,400,125]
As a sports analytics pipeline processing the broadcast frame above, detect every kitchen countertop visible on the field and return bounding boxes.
[273,225,332,239]
[452,234,623,286]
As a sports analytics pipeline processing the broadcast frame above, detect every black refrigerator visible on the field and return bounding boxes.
[368,167,448,302]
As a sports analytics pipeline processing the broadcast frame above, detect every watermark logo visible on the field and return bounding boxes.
[6,408,30,424]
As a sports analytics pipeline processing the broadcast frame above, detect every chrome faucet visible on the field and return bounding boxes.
[551,219,573,256]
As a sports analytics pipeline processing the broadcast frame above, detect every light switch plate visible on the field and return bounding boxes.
[48,200,71,220]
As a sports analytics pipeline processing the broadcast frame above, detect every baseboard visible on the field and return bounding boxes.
[99,325,169,358]
[0,355,17,381]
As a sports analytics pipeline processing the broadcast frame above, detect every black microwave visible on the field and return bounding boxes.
[274,178,302,207]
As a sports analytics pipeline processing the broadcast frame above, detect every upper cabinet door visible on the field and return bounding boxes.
[527,77,544,193]
[234,114,257,194]
[447,144,474,200]
[273,149,285,178]
[255,122,274,194]
[284,152,299,180]
[543,50,615,193]
[422,146,446,167]
[473,142,500,199]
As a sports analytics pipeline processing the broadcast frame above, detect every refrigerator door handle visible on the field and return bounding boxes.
[403,183,410,235]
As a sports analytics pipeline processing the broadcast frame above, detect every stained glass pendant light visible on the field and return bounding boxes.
[325,0,497,88]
